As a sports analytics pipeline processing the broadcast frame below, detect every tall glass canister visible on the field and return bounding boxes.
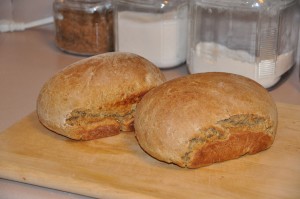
[114,0,188,69]
[187,0,299,89]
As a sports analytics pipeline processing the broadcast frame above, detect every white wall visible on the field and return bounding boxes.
[0,0,53,22]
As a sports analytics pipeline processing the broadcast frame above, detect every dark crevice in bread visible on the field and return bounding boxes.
[114,90,149,107]
[217,114,274,135]
[181,127,227,166]
[65,89,148,127]
[66,108,136,128]
[182,114,275,167]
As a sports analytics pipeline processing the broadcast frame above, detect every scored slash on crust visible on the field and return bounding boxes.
[181,114,275,168]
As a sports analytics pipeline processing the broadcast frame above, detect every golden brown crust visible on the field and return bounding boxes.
[37,52,166,140]
[187,131,273,168]
[134,72,278,168]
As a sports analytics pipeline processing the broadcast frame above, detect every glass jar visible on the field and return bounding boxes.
[187,0,300,89]
[114,0,188,69]
[53,0,114,56]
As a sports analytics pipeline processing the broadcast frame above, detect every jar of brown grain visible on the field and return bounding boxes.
[53,0,114,56]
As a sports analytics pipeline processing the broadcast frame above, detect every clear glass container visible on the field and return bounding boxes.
[114,0,188,68]
[187,0,300,89]
[53,0,114,56]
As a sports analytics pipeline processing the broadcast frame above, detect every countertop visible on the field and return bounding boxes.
[0,24,299,199]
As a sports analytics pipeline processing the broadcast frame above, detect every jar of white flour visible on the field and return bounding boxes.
[187,0,299,89]
[114,0,188,69]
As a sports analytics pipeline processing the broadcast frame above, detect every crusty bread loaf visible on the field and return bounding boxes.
[37,52,166,140]
[134,72,278,168]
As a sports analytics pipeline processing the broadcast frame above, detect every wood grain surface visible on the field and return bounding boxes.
[0,103,299,199]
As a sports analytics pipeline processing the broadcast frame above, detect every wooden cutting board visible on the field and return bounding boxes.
[0,102,300,199]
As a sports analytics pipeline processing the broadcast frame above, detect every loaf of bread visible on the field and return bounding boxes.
[134,72,278,168]
[37,52,166,140]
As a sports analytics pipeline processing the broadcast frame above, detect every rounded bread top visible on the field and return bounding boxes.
[134,72,278,167]
[37,52,166,137]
